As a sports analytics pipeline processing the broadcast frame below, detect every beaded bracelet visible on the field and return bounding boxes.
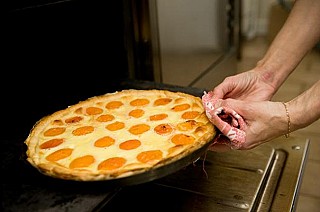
[282,102,291,138]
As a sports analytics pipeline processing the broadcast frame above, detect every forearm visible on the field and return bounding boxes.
[256,0,320,91]
[287,80,320,131]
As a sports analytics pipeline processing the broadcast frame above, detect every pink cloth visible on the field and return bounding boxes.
[201,91,247,149]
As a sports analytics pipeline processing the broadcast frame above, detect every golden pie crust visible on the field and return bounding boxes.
[25,89,216,181]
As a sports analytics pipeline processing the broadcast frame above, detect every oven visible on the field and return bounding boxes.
[3,1,309,211]
[2,80,309,211]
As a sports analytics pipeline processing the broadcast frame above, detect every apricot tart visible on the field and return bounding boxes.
[25,89,215,181]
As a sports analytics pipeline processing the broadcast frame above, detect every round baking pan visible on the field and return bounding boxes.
[21,139,214,188]
[104,139,214,186]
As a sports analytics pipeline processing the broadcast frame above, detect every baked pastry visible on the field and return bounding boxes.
[25,89,216,181]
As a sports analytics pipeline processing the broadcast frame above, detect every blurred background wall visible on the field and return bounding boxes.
[241,0,292,41]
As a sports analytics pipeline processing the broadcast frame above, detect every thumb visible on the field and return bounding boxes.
[211,86,226,100]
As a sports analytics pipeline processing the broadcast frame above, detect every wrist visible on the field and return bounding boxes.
[256,57,288,90]
[285,81,320,131]
[252,61,279,95]
[255,47,300,92]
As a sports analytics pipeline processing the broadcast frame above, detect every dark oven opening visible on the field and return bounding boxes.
[5,0,132,142]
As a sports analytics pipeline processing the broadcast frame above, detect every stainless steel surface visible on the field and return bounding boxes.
[100,136,309,211]
[266,137,309,212]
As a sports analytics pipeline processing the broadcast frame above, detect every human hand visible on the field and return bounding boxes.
[212,70,276,101]
[208,98,288,151]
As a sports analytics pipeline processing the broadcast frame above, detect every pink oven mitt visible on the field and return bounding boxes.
[201,91,247,149]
